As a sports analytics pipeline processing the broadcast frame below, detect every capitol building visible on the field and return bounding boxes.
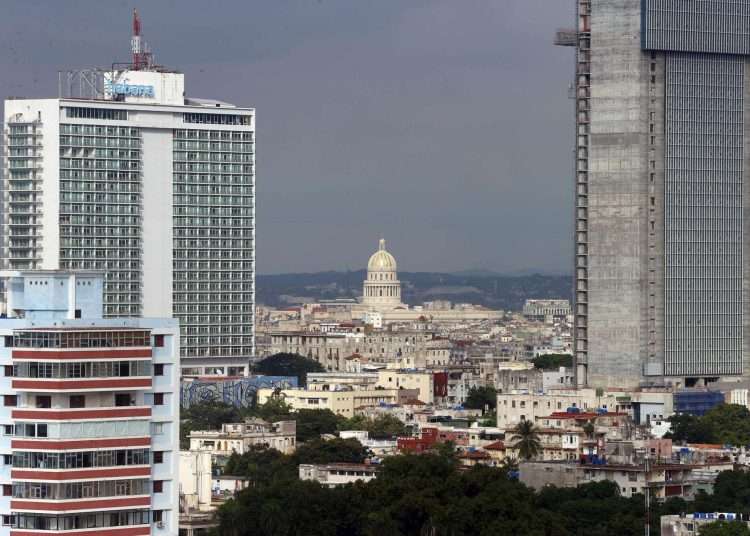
[362,239,404,310]
[354,239,501,324]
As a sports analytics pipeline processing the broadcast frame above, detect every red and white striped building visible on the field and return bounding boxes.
[0,271,179,535]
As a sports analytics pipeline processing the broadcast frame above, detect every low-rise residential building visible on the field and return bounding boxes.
[376,369,435,404]
[256,387,414,417]
[339,431,397,457]
[520,458,727,501]
[299,463,379,487]
[495,365,574,394]
[307,372,379,391]
[189,419,297,456]
[496,389,674,432]
[661,513,750,536]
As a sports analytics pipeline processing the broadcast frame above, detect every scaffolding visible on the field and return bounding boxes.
[555,1,591,387]
[57,69,109,100]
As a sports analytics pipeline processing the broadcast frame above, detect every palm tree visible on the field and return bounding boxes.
[511,419,542,461]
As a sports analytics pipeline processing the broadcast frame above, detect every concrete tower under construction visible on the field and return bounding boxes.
[557,0,750,389]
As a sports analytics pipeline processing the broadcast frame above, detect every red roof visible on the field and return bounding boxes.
[483,441,506,451]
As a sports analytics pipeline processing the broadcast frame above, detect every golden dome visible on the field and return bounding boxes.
[367,238,397,272]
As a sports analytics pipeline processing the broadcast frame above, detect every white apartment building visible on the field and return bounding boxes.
[298,463,378,487]
[3,57,255,364]
[189,419,296,456]
[0,270,179,535]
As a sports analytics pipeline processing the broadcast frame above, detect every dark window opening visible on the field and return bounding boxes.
[115,393,132,407]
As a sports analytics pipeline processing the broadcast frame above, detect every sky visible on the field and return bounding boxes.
[1,1,573,275]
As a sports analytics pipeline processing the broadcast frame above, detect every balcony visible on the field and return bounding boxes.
[11,377,152,392]
[11,406,151,421]
[10,495,151,514]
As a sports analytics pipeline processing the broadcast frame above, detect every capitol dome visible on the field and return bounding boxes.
[362,238,403,310]
[368,239,397,272]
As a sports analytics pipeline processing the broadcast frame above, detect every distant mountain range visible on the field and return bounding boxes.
[256,271,572,311]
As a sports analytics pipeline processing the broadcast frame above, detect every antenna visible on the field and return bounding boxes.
[131,9,154,70]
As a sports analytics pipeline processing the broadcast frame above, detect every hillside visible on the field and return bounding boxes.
[256,271,572,311]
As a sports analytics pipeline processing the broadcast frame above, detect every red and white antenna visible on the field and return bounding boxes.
[130,9,153,70]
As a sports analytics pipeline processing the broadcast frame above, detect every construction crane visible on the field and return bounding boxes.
[131,9,154,70]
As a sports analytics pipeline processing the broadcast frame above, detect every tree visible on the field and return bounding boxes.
[464,386,497,412]
[293,437,368,465]
[705,404,750,446]
[666,404,750,446]
[295,409,343,442]
[531,354,573,370]
[251,397,292,422]
[666,413,716,444]
[699,520,750,536]
[511,419,542,461]
[252,353,325,387]
[180,401,242,449]
[582,420,595,439]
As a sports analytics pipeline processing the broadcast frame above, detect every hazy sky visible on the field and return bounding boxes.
[1,1,573,275]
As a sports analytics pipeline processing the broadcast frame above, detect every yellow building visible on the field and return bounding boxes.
[256,388,402,417]
[376,369,435,404]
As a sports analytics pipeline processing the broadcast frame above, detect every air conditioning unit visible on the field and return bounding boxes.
[156,521,164,529]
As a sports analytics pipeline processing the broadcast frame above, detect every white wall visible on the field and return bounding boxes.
[140,128,173,318]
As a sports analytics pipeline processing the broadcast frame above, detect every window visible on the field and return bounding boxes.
[74,309,82,319]
[151,422,164,435]
[3,366,12,377]
[65,107,128,120]
[153,451,164,464]
[3,425,13,435]
[35,396,51,409]
[3,336,12,348]
[2,485,11,496]
[153,510,164,523]
[2,455,11,465]
[36,424,47,438]
[153,393,164,406]
[115,394,132,407]
[69,395,86,409]
[3,395,17,407]
[154,364,164,376]
[153,480,163,493]
[2,515,14,526]
[153,335,165,347]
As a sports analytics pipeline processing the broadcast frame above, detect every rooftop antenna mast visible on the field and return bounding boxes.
[131,9,153,70]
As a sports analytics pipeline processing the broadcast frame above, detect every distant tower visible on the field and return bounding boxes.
[362,239,403,310]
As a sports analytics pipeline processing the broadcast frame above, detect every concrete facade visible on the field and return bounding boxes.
[563,0,750,388]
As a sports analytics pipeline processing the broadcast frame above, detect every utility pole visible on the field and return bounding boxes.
[644,454,650,536]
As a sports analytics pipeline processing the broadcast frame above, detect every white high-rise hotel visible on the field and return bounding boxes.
[2,20,255,362]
